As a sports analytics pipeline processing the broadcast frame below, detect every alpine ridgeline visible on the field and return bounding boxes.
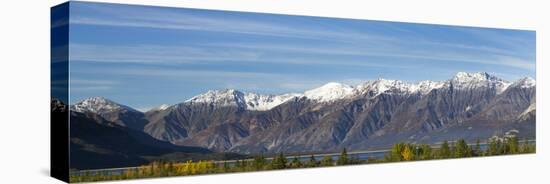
[72,72,536,155]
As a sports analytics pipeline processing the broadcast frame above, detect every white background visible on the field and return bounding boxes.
[0,0,548,183]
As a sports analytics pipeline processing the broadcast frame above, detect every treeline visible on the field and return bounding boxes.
[70,137,535,182]
[70,149,357,182]
[384,137,535,162]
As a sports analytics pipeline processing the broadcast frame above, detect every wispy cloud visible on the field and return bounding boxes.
[70,79,118,85]
[69,43,413,69]
[69,79,118,92]
[71,67,361,94]
[71,2,394,42]
[203,41,534,70]
[69,2,534,71]
[70,86,114,92]
[73,67,285,79]
[69,43,261,64]
[70,40,533,71]
[456,27,535,50]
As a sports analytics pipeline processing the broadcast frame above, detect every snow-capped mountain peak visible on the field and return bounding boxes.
[511,77,536,88]
[412,80,445,94]
[304,82,355,102]
[176,72,530,111]
[244,93,302,111]
[185,89,301,111]
[71,96,137,114]
[185,89,246,107]
[450,72,511,93]
[356,79,414,96]
[452,72,491,82]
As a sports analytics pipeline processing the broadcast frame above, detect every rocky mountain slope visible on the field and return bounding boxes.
[71,72,536,155]
[57,99,213,169]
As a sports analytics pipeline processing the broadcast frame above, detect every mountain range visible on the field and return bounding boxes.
[55,99,244,170]
[70,72,536,155]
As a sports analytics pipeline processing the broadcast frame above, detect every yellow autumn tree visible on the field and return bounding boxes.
[198,160,207,174]
[124,168,136,179]
[137,165,149,176]
[178,160,193,175]
[402,145,414,161]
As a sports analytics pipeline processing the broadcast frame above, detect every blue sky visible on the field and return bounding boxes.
[67,1,535,111]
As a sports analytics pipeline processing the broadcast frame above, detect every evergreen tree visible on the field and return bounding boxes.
[271,153,287,169]
[521,138,534,153]
[223,161,230,172]
[349,156,361,164]
[473,139,481,156]
[487,138,499,156]
[235,160,243,170]
[307,155,318,167]
[320,156,334,166]
[455,139,471,157]
[290,156,303,168]
[449,142,456,158]
[236,160,241,168]
[419,144,432,160]
[496,139,504,154]
[439,140,451,158]
[336,148,349,165]
[508,136,519,154]
[521,138,529,153]
[253,154,267,170]
[149,163,155,176]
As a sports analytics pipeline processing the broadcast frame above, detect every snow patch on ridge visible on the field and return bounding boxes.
[185,89,301,111]
[413,80,445,94]
[71,96,137,114]
[511,77,536,88]
[182,72,534,111]
[245,93,302,111]
[304,82,355,102]
[449,72,512,94]
[148,104,172,112]
[185,89,246,107]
